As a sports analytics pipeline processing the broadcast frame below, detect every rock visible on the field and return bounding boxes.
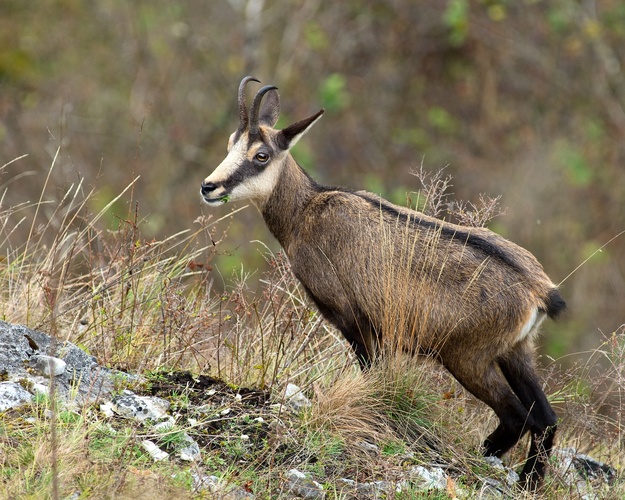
[286,469,325,499]
[177,433,201,461]
[111,390,170,422]
[31,382,49,395]
[571,451,616,484]
[191,473,254,499]
[476,482,504,499]
[32,354,67,377]
[407,465,447,490]
[552,447,617,499]
[356,441,380,454]
[336,478,392,499]
[153,417,176,431]
[484,455,519,485]
[99,401,115,417]
[192,473,221,493]
[477,478,505,499]
[0,381,33,411]
[284,383,311,412]
[141,439,169,461]
[0,320,132,408]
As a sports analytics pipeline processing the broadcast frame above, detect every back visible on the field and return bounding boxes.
[287,188,556,352]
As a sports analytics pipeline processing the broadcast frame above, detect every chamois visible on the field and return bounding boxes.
[200,77,566,490]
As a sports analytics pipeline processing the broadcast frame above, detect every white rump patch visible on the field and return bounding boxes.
[515,308,546,344]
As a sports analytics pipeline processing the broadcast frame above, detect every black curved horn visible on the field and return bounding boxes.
[238,76,260,130]
[249,85,278,136]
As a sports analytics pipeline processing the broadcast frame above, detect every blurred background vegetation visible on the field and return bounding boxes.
[1,0,624,360]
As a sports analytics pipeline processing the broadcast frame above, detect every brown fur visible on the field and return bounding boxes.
[201,78,566,490]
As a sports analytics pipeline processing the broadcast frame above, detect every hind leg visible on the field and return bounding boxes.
[441,358,536,459]
[498,344,557,490]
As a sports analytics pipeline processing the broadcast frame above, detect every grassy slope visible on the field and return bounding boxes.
[0,167,623,499]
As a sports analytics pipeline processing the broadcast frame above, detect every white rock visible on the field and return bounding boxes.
[483,455,519,485]
[153,417,176,431]
[356,440,380,454]
[111,391,170,422]
[141,440,169,461]
[99,402,115,417]
[284,383,311,412]
[177,433,201,462]
[408,465,447,490]
[0,382,33,411]
[286,469,325,499]
[34,355,67,377]
[484,456,504,468]
[191,473,220,492]
[32,383,49,395]
[551,447,615,500]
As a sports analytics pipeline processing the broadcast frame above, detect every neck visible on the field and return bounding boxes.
[260,155,319,249]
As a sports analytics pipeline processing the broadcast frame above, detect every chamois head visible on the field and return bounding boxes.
[201,76,324,206]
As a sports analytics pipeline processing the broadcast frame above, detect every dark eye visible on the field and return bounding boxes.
[255,152,269,163]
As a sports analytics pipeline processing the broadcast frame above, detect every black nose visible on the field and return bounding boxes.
[201,181,217,196]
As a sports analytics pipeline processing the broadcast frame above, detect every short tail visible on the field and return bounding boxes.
[544,288,567,320]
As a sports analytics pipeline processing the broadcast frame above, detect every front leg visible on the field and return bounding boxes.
[299,282,378,369]
[340,319,381,370]
[347,337,373,370]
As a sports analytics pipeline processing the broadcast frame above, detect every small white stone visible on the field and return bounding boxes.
[99,402,115,417]
[234,393,242,402]
[111,393,170,422]
[177,434,201,462]
[153,417,175,431]
[484,456,505,468]
[288,469,307,479]
[357,441,380,453]
[284,383,311,412]
[240,434,250,441]
[408,465,447,490]
[35,355,67,377]
[220,408,231,416]
[32,383,49,395]
[286,469,325,499]
[192,473,220,492]
[141,440,169,461]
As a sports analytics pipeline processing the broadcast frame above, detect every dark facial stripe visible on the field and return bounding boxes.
[221,158,265,191]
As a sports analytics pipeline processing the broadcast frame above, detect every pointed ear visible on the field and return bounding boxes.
[276,109,325,151]
[259,89,280,127]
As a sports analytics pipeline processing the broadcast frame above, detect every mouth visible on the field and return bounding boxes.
[201,193,231,204]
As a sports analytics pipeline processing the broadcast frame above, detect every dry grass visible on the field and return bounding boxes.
[1,157,623,498]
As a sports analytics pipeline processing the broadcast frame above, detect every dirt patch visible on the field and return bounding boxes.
[146,371,275,453]
[147,370,270,408]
